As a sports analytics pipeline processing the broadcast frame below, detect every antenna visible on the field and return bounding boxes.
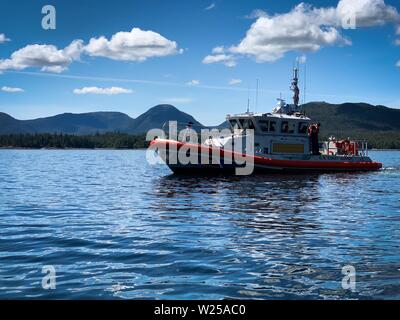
[291,63,300,107]
[303,62,307,105]
[246,86,250,113]
[255,78,259,113]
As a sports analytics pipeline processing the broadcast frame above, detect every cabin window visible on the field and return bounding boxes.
[288,122,295,134]
[258,120,269,132]
[298,122,308,134]
[269,121,276,132]
[229,119,240,130]
[281,121,289,133]
[281,121,295,134]
[239,119,255,130]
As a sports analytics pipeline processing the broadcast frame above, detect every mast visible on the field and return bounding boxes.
[303,62,307,105]
[291,65,300,107]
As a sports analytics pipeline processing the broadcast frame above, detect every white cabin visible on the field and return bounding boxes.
[225,110,311,156]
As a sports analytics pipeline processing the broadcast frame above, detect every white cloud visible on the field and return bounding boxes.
[84,28,182,62]
[0,28,181,73]
[0,33,10,43]
[205,3,216,11]
[397,60,400,67]
[1,86,24,93]
[337,0,400,28]
[202,46,237,67]
[161,97,193,104]
[212,46,225,54]
[244,9,268,19]
[73,86,133,95]
[205,0,400,65]
[297,54,307,64]
[229,78,242,85]
[186,80,200,86]
[0,40,83,73]
[230,3,350,62]
[395,39,400,46]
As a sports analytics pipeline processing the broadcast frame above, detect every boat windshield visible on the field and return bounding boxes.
[229,119,241,130]
[239,119,255,130]
[298,122,308,134]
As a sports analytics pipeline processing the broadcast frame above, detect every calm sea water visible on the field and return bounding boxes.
[0,150,399,299]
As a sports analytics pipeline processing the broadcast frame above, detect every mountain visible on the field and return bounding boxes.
[302,102,400,132]
[0,112,34,133]
[0,111,135,135]
[0,105,203,135]
[28,112,135,135]
[1,102,400,148]
[129,104,202,134]
[301,102,400,148]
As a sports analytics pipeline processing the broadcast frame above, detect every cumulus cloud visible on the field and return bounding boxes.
[1,86,24,93]
[0,28,181,73]
[0,33,10,43]
[395,39,400,46]
[186,80,200,86]
[0,40,83,73]
[337,0,400,28]
[205,3,216,11]
[204,0,400,65]
[230,3,350,62]
[202,46,237,67]
[244,9,268,19]
[229,79,242,85]
[202,54,237,67]
[212,46,225,54]
[84,28,182,62]
[73,86,133,95]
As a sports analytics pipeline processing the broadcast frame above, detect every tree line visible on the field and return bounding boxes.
[0,133,149,149]
[0,131,398,149]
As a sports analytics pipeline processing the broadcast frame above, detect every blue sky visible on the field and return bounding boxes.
[0,0,399,125]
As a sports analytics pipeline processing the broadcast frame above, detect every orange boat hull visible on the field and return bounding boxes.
[150,139,382,173]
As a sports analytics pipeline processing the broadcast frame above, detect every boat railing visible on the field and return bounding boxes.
[325,138,369,157]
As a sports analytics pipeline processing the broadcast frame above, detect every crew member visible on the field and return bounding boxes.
[308,123,321,155]
[184,122,194,142]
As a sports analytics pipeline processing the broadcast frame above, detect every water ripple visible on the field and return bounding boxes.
[0,150,399,299]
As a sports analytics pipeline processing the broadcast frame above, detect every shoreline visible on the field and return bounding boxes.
[0,147,398,151]
[0,147,148,150]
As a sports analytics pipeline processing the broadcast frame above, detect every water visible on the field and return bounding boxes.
[0,150,399,299]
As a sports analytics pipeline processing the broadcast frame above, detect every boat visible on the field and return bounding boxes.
[150,67,382,174]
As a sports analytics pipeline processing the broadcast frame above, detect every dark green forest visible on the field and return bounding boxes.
[0,133,148,149]
[1,102,400,149]
[0,131,398,149]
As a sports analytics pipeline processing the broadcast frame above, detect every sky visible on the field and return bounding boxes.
[0,0,399,126]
